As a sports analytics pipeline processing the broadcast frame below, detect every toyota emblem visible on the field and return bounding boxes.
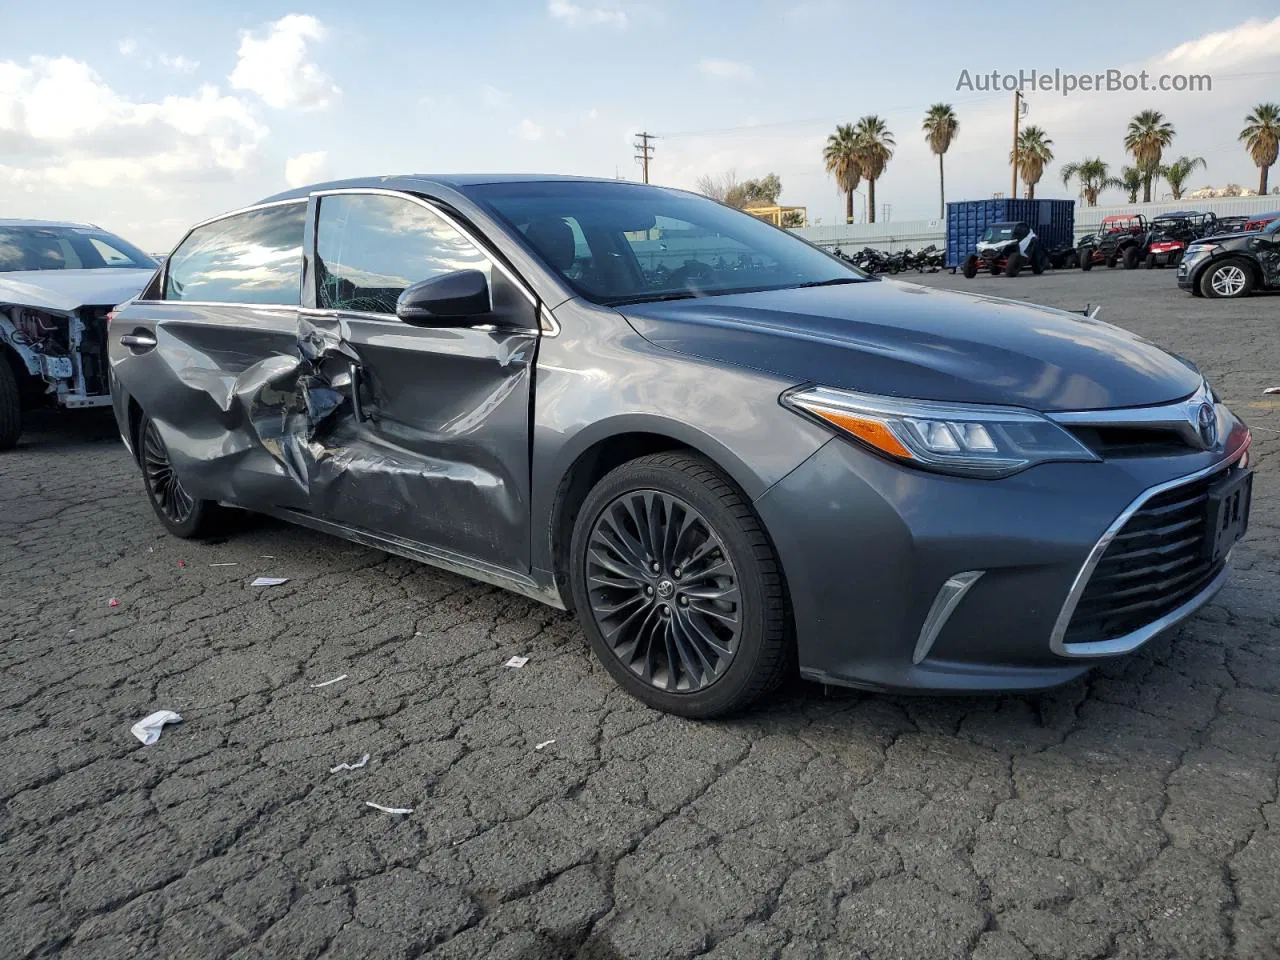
[1196,402,1218,449]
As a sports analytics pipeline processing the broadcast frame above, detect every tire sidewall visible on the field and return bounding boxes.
[0,356,21,451]
[568,457,782,718]
[1200,260,1253,299]
[139,415,208,538]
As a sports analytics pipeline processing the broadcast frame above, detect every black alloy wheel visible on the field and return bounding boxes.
[570,453,791,717]
[139,414,219,538]
[585,489,740,694]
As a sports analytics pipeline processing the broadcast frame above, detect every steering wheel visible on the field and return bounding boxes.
[668,260,715,289]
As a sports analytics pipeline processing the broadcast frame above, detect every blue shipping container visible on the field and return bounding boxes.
[945,199,1075,268]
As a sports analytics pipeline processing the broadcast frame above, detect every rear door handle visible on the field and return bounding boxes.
[120,332,157,352]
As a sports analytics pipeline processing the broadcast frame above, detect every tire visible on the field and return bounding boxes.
[1105,255,1117,268]
[1122,246,1140,269]
[962,255,978,279]
[569,452,791,718]
[138,414,224,538]
[1005,252,1022,277]
[1031,249,1045,275]
[988,261,1003,276]
[0,357,21,452]
[1080,253,1094,271]
[1200,259,1254,299]
[1144,253,1156,269]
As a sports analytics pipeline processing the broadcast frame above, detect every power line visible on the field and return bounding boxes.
[633,131,657,183]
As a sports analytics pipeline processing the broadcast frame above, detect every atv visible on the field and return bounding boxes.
[962,221,1047,278]
[1078,214,1147,270]
[1138,212,1216,269]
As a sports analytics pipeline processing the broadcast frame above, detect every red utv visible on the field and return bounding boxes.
[1077,215,1147,270]
[1140,212,1218,269]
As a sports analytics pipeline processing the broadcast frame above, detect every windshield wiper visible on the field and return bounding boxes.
[607,291,701,306]
[791,277,862,289]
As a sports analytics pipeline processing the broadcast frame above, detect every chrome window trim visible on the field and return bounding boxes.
[127,300,299,313]
[913,570,984,665]
[308,187,539,312]
[1049,451,1246,658]
[540,305,562,336]
[184,197,309,233]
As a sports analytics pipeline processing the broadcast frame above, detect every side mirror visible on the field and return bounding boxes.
[395,270,490,326]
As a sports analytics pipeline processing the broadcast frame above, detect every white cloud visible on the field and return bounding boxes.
[698,58,755,81]
[229,14,339,111]
[515,118,543,141]
[0,56,267,191]
[118,38,136,57]
[284,150,328,187]
[482,84,510,108]
[158,54,199,74]
[548,1,628,27]
[584,107,599,121]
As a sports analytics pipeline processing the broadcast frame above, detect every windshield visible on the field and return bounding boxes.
[981,225,1015,242]
[467,180,864,305]
[0,224,155,273]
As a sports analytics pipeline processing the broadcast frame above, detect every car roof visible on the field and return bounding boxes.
[0,218,101,229]
[256,173,636,206]
[987,221,1023,228]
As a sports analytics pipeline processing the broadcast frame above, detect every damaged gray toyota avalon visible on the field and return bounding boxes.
[107,176,1253,717]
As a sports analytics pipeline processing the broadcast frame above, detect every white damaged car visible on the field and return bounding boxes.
[0,220,157,449]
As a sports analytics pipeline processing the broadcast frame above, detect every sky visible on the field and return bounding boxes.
[2,1,1279,251]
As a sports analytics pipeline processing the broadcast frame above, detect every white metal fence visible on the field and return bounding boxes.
[791,195,1280,253]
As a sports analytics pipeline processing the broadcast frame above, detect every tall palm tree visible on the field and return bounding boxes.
[1239,103,1280,196]
[852,115,894,224]
[823,124,862,224]
[1059,158,1121,206]
[1160,156,1207,201]
[1119,166,1144,204]
[922,104,958,219]
[1009,126,1054,199]
[1124,110,1175,202]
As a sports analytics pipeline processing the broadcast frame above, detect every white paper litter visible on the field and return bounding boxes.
[1265,387,1280,395]
[251,577,289,587]
[366,801,413,815]
[535,739,556,751]
[131,710,182,745]
[210,562,239,567]
[309,674,348,688]
[330,754,370,773]
[504,655,530,668]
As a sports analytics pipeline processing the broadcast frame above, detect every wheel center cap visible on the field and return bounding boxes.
[656,579,675,600]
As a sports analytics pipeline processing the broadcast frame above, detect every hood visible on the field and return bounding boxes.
[0,268,155,313]
[621,280,1203,412]
[1194,229,1262,245]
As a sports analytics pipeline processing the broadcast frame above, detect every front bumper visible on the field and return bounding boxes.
[754,430,1249,693]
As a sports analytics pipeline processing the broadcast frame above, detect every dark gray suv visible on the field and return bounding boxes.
[108,176,1253,717]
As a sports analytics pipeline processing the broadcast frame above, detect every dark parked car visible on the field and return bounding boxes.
[1178,216,1280,298]
[108,176,1253,717]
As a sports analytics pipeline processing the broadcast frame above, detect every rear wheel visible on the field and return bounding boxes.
[1105,255,1117,268]
[569,453,791,718]
[962,254,978,279]
[1144,253,1156,269]
[0,358,21,452]
[1005,252,1022,277]
[139,415,223,538]
[1122,246,1140,269]
[1200,259,1254,299]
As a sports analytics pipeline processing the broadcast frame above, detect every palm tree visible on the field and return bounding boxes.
[1239,103,1280,196]
[852,115,894,224]
[1124,110,1175,202]
[823,124,862,224]
[922,104,958,219]
[1160,156,1207,201]
[1119,166,1144,204]
[1060,158,1121,206]
[1009,126,1053,199]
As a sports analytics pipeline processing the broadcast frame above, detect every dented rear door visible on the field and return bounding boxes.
[297,190,538,574]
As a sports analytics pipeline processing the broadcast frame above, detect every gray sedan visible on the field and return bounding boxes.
[107,176,1253,716]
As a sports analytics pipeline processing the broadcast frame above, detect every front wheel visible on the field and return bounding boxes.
[962,255,978,279]
[1005,252,1022,277]
[139,415,224,538]
[1080,252,1094,271]
[1122,246,1140,269]
[569,453,791,718]
[1200,260,1254,299]
[0,357,21,452]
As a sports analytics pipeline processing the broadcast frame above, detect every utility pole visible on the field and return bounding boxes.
[1011,90,1022,199]
[633,132,656,184]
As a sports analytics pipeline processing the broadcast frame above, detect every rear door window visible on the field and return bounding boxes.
[315,193,491,315]
[165,202,307,304]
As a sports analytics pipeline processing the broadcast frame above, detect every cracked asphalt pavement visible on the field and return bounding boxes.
[2,270,1279,960]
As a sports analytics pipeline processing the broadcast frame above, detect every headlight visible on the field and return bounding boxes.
[1184,244,1216,260]
[784,386,1100,478]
